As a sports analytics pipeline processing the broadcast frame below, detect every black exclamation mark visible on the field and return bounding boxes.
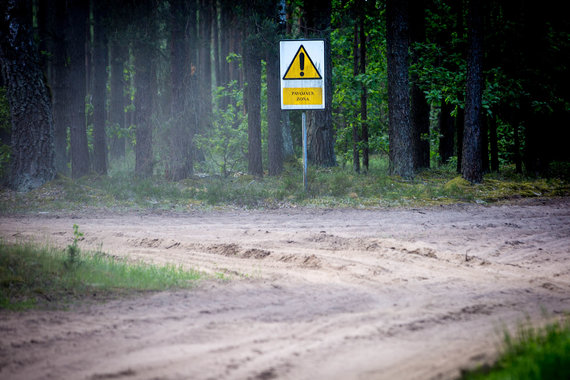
[300,52,305,77]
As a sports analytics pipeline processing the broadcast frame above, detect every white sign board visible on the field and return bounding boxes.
[280,40,325,110]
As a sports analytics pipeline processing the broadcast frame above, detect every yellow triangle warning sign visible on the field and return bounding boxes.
[283,45,322,80]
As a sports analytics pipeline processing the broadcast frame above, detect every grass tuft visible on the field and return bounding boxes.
[0,241,202,310]
[461,316,570,380]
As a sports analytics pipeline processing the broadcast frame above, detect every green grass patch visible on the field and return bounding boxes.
[0,241,203,311]
[461,316,570,380]
[0,155,568,213]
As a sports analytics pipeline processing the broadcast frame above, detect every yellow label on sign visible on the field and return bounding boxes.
[283,88,323,105]
[283,46,322,80]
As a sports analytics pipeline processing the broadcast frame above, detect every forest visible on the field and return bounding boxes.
[0,0,568,192]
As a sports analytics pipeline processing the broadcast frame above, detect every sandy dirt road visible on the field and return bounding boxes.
[1,198,569,380]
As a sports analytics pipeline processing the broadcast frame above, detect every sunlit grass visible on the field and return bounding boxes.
[0,241,203,310]
[0,155,567,213]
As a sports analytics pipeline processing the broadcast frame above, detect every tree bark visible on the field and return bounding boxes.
[92,1,108,175]
[386,0,414,178]
[281,110,294,159]
[51,0,70,174]
[244,35,263,177]
[133,0,155,178]
[169,0,193,180]
[352,18,360,173]
[303,0,336,167]
[267,46,283,176]
[409,0,430,170]
[198,0,212,132]
[0,0,56,191]
[489,113,499,172]
[438,101,454,164]
[67,0,90,178]
[456,107,464,173]
[109,40,125,159]
[359,1,369,172]
[461,0,483,183]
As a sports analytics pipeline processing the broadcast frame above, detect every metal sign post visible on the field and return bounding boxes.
[279,39,325,191]
[302,112,307,191]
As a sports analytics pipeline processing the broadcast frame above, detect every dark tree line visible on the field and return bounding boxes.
[0,0,568,190]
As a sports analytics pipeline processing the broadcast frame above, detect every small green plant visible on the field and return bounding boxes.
[461,316,570,380]
[65,224,84,269]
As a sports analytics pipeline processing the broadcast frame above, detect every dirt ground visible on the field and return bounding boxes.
[1,198,569,380]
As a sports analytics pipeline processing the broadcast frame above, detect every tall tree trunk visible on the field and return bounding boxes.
[481,112,489,173]
[133,0,155,178]
[462,0,483,183]
[456,107,464,173]
[51,0,70,174]
[109,40,125,159]
[198,0,212,133]
[303,0,336,167]
[0,0,56,191]
[409,0,430,170]
[489,113,499,172]
[169,0,193,180]
[213,0,222,91]
[359,1,369,172]
[244,35,263,177]
[67,0,90,178]
[386,0,413,178]
[352,18,360,173]
[219,0,231,108]
[281,110,294,159]
[92,1,108,175]
[512,113,522,174]
[267,46,283,176]
[438,101,454,164]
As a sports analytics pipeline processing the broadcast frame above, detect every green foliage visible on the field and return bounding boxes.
[330,1,389,166]
[195,81,248,177]
[65,224,84,269]
[461,317,570,380]
[0,241,202,310]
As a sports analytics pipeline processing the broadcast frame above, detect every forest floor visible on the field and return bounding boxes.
[0,197,569,380]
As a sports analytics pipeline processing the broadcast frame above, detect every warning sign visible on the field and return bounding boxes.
[282,87,323,105]
[280,40,325,110]
[283,46,322,80]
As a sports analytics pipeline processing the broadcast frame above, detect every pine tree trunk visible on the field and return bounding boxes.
[244,35,263,177]
[67,0,90,178]
[489,113,499,172]
[281,110,294,159]
[51,0,70,174]
[267,46,283,176]
[109,40,125,159]
[410,0,430,170]
[198,0,212,133]
[219,0,231,108]
[303,0,336,167]
[352,19,360,173]
[386,0,414,179]
[456,107,464,173]
[0,0,55,191]
[481,112,489,173]
[462,0,483,183]
[169,0,193,180]
[133,0,155,178]
[438,101,454,164]
[92,2,108,175]
[359,2,369,172]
